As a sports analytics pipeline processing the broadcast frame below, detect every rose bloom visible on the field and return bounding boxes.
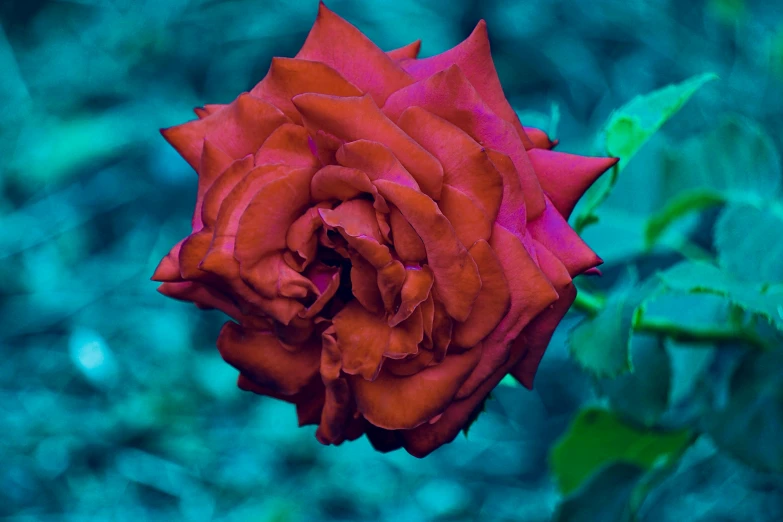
[152,2,617,457]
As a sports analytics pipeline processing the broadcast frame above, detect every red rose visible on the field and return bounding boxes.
[152,2,616,457]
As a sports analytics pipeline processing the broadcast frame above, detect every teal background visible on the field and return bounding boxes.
[2,0,783,520]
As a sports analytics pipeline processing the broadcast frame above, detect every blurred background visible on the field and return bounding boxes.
[2,0,783,520]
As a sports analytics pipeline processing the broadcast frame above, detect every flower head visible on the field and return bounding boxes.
[152,2,617,457]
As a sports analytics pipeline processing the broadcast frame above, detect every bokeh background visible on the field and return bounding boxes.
[2,0,783,520]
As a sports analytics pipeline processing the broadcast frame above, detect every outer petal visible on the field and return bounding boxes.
[508,239,575,388]
[217,321,320,396]
[193,140,234,229]
[254,123,320,169]
[453,224,558,400]
[374,180,481,322]
[528,149,618,218]
[397,106,503,223]
[161,93,290,170]
[524,126,556,150]
[250,58,362,124]
[386,40,422,61]
[527,198,602,277]
[399,20,533,148]
[450,240,511,349]
[383,65,545,222]
[349,344,483,430]
[292,93,443,200]
[295,2,414,105]
[437,184,492,248]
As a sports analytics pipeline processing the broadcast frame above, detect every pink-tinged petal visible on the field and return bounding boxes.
[319,199,392,268]
[238,373,325,427]
[161,93,290,170]
[389,205,427,262]
[429,295,453,362]
[524,126,556,150]
[194,104,225,119]
[348,252,385,315]
[234,166,317,290]
[386,40,422,61]
[250,57,362,123]
[336,140,420,191]
[374,180,481,322]
[585,267,602,276]
[510,283,576,389]
[200,155,255,229]
[193,140,234,229]
[299,262,341,318]
[399,20,533,148]
[397,106,503,223]
[349,344,482,430]
[157,281,240,323]
[376,210,392,243]
[310,165,388,212]
[285,204,330,272]
[453,224,558,400]
[151,239,185,282]
[527,198,602,276]
[528,149,618,219]
[179,229,214,280]
[383,65,545,222]
[438,184,492,248]
[295,3,413,105]
[485,149,527,233]
[389,265,434,327]
[292,94,444,200]
[217,321,321,396]
[254,123,319,168]
[451,239,511,349]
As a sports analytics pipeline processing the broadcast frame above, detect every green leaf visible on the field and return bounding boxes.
[552,463,645,522]
[550,408,692,495]
[715,203,783,284]
[706,348,783,473]
[637,439,783,521]
[573,73,717,233]
[595,334,671,427]
[644,189,725,247]
[658,261,783,333]
[645,116,782,247]
[568,273,657,378]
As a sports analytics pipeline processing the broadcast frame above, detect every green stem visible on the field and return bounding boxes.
[572,290,605,317]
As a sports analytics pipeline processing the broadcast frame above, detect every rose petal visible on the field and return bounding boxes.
[399,20,533,148]
[193,140,234,229]
[377,259,407,314]
[310,165,388,212]
[453,224,558,400]
[253,123,319,168]
[235,166,317,291]
[386,40,422,61]
[389,265,434,327]
[437,184,492,248]
[374,180,481,322]
[383,65,546,221]
[383,348,436,376]
[151,239,185,282]
[451,239,511,349]
[526,198,602,276]
[217,321,320,396]
[387,305,424,358]
[332,301,392,381]
[528,149,618,218]
[285,204,330,272]
[250,57,362,124]
[348,252,385,315]
[319,199,392,268]
[292,93,443,200]
[336,140,420,191]
[200,155,255,229]
[295,3,413,105]
[238,373,325,427]
[397,106,503,223]
[524,126,556,150]
[388,205,427,262]
[161,93,290,170]
[349,344,482,430]
[299,262,341,319]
